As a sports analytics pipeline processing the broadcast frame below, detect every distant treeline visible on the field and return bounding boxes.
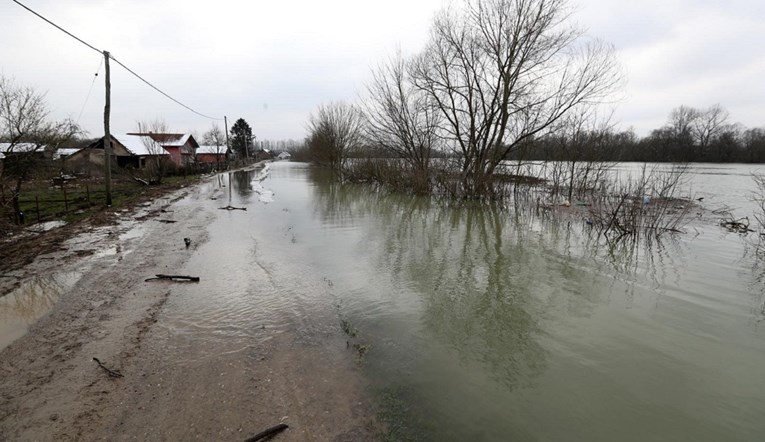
[505,105,765,164]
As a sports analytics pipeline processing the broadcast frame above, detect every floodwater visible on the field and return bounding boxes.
[0,272,81,349]
[4,161,765,440]
[180,162,763,441]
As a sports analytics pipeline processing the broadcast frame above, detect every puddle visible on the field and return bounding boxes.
[0,272,82,351]
[25,220,67,233]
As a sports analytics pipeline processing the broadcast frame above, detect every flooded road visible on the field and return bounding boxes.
[2,161,764,440]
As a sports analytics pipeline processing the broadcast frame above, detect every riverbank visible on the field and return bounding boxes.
[0,169,379,441]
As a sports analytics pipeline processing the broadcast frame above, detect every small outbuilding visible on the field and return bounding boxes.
[196,145,228,164]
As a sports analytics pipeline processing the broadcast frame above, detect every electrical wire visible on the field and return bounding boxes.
[11,0,223,121]
[75,56,103,125]
[10,0,101,55]
[109,54,223,121]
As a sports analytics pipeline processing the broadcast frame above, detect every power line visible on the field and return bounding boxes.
[11,0,222,121]
[109,55,223,121]
[11,0,101,55]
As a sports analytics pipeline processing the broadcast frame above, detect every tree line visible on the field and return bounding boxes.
[508,104,765,164]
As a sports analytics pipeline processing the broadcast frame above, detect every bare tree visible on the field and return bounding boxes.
[410,0,621,198]
[202,123,227,168]
[364,52,442,178]
[136,119,169,184]
[693,104,730,157]
[552,107,615,202]
[1,76,81,224]
[306,102,365,174]
[743,127,765,163]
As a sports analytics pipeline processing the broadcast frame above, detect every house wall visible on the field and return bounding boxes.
[163,146,182,166]
[196,153,225,164]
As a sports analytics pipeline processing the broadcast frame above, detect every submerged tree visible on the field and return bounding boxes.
[229,118,253,160]
[306,102,364,174]
[411,0,622,198]
[364,52,442,188]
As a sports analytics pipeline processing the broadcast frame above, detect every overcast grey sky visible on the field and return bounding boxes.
[2,0,763,141]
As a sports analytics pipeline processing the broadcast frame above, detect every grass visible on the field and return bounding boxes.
[4,175,198,225]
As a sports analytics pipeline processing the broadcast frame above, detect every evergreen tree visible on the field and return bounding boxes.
[229,118,253,159]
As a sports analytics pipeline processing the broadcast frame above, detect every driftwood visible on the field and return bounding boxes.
[244,424,289,442]
[93,357,123,378]
[158,219,177,224]
[219,205,247,211]
[133,177,150,186]
[145,274,200,282]
[720,216,754,233]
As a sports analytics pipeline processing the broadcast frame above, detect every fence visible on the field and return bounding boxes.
[1,183,103,225]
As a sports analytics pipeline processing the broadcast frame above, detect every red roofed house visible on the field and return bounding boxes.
[127,133,198,167]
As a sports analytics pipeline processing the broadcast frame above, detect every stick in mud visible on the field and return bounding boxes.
[93,358,124,378]
[243,423,289,442]
[145,274,200,282]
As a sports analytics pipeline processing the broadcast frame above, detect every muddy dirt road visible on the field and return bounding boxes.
[0,167,377,441]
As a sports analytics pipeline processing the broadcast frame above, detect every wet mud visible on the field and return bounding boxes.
[0,167,379,441]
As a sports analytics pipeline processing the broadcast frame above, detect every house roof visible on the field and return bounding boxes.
[54,147,81,159]
[0,142,42,153]
[112,134,169,156]
[196,145,227,155]
[127,133,198,148]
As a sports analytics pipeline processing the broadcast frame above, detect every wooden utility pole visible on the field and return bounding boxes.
[103,50,113,206]
[224,115,230,157]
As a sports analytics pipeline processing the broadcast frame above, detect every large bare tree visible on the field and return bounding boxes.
[364,52,442,177]
[410,0,621,198]
[1,76,81,223]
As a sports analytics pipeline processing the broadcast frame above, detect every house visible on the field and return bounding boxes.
[129,133,198,167]
[66,133,198,174]
[0,142,47,158]
[277,151,291,160]
[0,143,49,174]
[196,145,228,164]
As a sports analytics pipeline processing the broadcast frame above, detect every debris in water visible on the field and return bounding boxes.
[219,206,247,211]
[184,237,191,248]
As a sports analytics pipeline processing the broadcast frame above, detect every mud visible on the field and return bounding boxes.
[0,172,378,441]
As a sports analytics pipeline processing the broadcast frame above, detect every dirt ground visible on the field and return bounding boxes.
[0,174,379,441]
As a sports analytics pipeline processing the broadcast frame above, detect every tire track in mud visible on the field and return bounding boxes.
[0,184,215,441]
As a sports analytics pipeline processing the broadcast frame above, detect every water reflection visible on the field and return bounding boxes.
[0,273,80,350]
[231,170,255,199]
[304,164,765,440]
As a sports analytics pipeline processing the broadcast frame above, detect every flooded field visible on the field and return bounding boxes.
[237,162,765,440]
[2,161,764,440]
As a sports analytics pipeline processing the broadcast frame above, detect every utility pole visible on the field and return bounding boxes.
[103,50,113,206]
[224,116,230,160]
